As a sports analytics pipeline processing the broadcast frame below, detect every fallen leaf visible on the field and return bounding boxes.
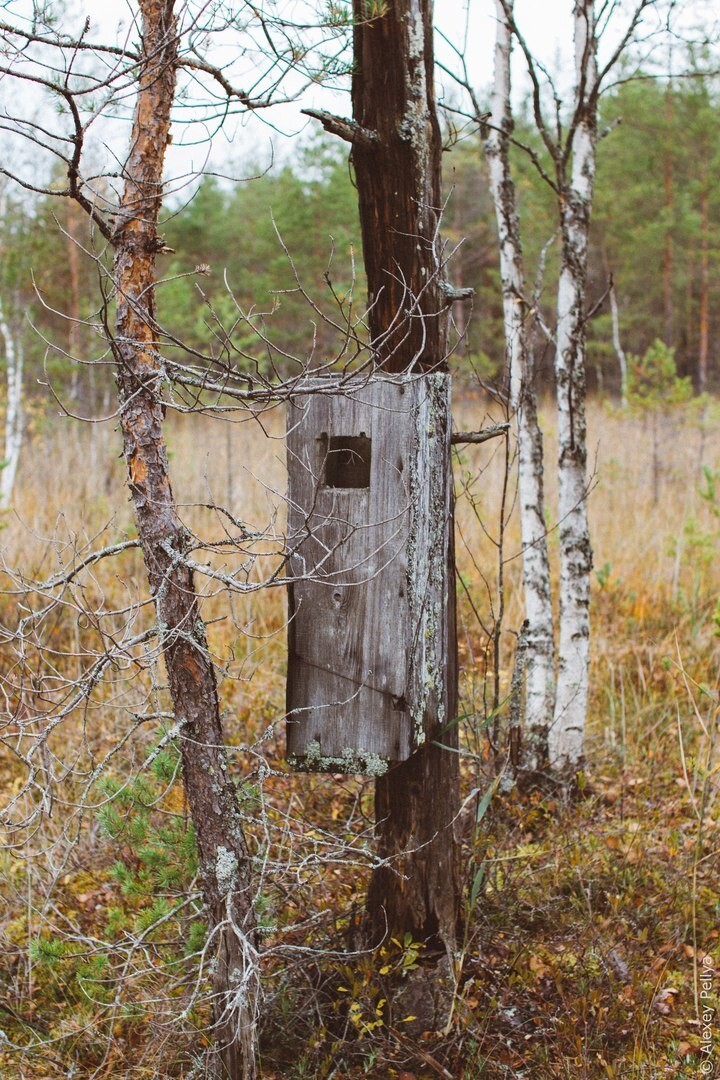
[654,987,679,1015]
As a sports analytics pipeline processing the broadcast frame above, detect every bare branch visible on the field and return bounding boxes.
[451,424,510,445]
[302,107,379,147]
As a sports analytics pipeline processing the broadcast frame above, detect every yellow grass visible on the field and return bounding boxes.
[0,393,719,1077]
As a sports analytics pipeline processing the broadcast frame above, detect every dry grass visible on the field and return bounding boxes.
[0,393,718,1078]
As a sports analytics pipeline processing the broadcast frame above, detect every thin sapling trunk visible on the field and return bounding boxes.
[549,0,597,773]
[111,1,259,1074]
[485,0,555,773]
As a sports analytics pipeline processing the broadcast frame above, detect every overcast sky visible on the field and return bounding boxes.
[0,1,713,193]
[38,0,588,179]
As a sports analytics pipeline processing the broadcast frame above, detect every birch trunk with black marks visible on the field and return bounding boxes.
[485,0,555,773]
[112,2,258,1074]
[351,0,459,954]
[0,187,24,509]
[0,290,23,508]
[550,0,597,773]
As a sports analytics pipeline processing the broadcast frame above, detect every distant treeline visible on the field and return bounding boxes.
[1,71,718,410]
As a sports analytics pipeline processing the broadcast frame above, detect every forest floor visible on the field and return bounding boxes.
[0,394,718,1078]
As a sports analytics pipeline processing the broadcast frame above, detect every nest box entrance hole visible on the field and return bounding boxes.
[321,433,372,489]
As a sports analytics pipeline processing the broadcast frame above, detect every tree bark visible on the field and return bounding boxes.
[111,2,258,1074]
[698,133,709,394]
[608,275,628,408]
[365,391,458,952]
[350,0,459,953]
[0,188,24,509]
[0,289,23,509]
[662,81,674,349]
[351,0,448,374]
[549,0,596,773]
[485,0,555,773]
[66,198,82,402]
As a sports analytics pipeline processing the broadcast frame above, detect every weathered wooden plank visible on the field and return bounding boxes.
[404,375,454,750]
[286,374,452,773]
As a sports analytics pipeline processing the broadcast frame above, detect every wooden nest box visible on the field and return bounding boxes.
[286,374,455,774]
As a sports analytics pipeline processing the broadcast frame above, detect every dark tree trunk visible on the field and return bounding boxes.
[351,0,460,955]
[698,134,709,394]
[662,82,674,349]
[111,2,258,1075]
[351,0,448,373]
[366,526,459,952]
[66,200,81,350]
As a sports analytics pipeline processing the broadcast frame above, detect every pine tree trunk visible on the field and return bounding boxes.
[662,82,674,348]
[351,0,459,954]
[485,0,555,773]
[549,0,597,774]
[66,199,82,401]
[112,2,258,1074]
[351,0,448,373]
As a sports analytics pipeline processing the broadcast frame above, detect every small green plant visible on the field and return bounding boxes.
[28,740,203,1040]
[377,932,426,978]
[624,340,693,504]
[596,561,612,589]
[625,339,692,410]
[665,514,717,629]
[700,466,720,517]
[97,744,202,945]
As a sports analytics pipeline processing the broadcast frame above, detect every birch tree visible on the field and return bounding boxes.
[548,0,599,770]
[484,0,555,771]
[443,1,663,775]
[0,188,26,508]
[489,0,657,774]
[0,292,23,509]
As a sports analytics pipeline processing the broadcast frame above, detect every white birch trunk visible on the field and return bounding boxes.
[0,289,24,508]
[549,0,597,771]
[609,279,627,408]
[485,0,555,770]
